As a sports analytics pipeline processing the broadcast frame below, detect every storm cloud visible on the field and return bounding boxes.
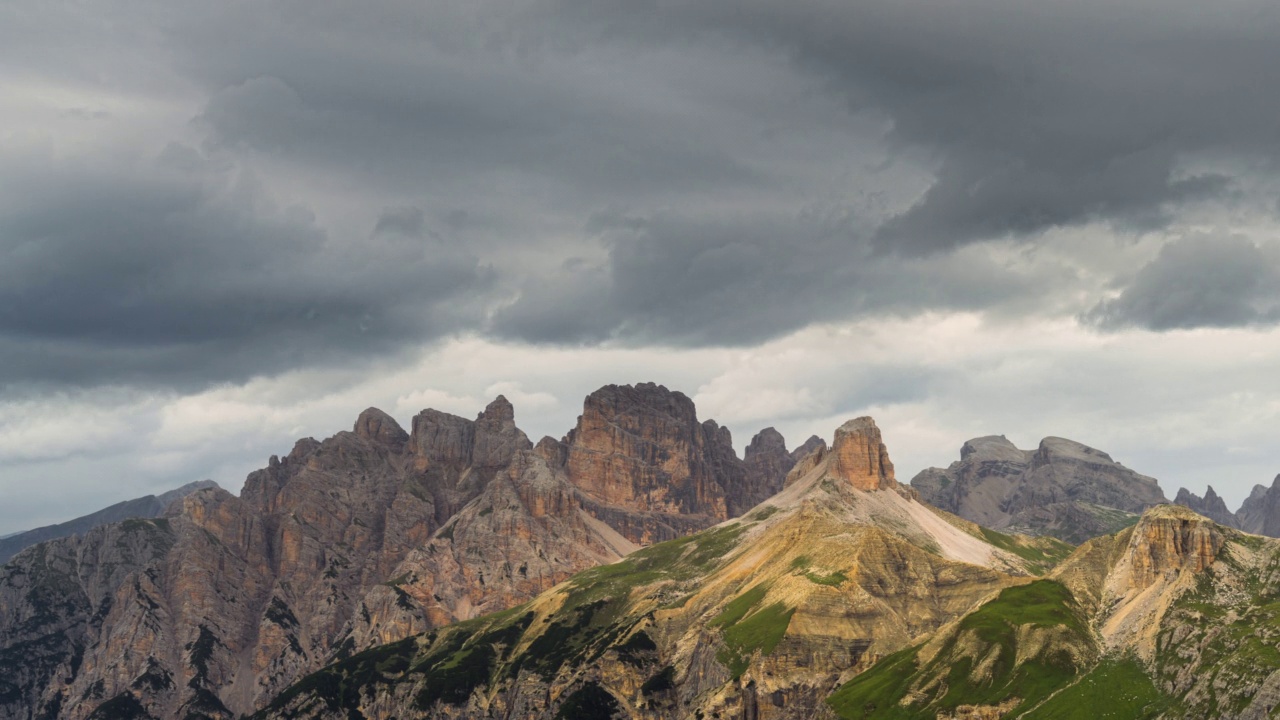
[0,142,491,390]
[2,0,1280,387]
[1086,235,1280,331]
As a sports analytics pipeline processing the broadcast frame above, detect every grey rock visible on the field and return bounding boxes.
[0,479,218,563]
[911,434,1167,543]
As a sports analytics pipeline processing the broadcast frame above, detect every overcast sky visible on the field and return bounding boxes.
[3,0,1280,534]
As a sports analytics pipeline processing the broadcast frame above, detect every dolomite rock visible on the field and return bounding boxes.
[565,383,730,527]
[1236,482,1273,533]
[1173,485,1239,529]
[738,427,799,513]
[1123,504,1224,592]
[784,441,827,488]
[563,383,796,544]
[831,417,895,491]
[911,434,1167,543]
[0,479,218,564]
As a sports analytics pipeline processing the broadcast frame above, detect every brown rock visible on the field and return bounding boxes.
[831,417,895,491]
[1125,504,1225,591]
[784,440,827,488]
[0,384,798,720]
[353,407,409,448]
[737,427,798,512]
[564,383,730,543]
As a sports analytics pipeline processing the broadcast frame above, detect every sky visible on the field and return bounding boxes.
[3,0,1280,534]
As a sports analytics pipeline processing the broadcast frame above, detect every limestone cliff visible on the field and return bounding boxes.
[830,417,895,491]
[911,434,1167,543]
[562,383,795,544]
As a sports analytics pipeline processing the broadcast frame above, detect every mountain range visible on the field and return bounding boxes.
[3,382,1280,719]
[0,383,808,720]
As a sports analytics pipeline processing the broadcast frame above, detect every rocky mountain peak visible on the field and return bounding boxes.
[1174,485,1238,528]
[831,416,896,491]
[1125,504,1225,591]
[912,432,1166,543]
[478,394,515,424]
[472,395,533,469]
[564,382,729,543]
[791,434,826,461]
[959,434,1024,462]
[1033,436,1115,467]
[408,409,476,469]
[1236,474,1280,535]
[745,427,787,458]
[354,407,409,447]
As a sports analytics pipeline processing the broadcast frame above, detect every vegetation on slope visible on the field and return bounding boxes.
[1150,540,1280,719]
[827,580,1094,719]
[1021,657,1175,719]
[976,528,1075,575]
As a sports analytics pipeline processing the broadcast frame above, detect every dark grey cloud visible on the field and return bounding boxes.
[552,0,1278,253]
[1085,235,1280,331]
[0,143,492,390]
[2,0,1280,396]
[492,209,1076,346]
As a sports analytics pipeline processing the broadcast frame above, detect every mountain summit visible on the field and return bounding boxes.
[912,434,1167,542]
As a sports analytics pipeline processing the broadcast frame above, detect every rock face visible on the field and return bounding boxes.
[830,417,895,491]
[1235,482,1272,533]
[258,415,1056,720]
[1121,504,1225,591]
[736,427,800,514]
[1173,485,1239,529]
[0,385,800,720]
[1232,475,1280,537]
[911,434,1167,543]
[0,480,218,563]
[561,383,797,544]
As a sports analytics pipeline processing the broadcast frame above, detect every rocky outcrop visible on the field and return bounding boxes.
[562,383,797,544]
[734,427,798,515]
[830,417,895,491]
[1234,475,1280,537]
[784,440,827,488]
[1121,504,1224,592]
[340,449,638,650]
[1173,485,1238,529]
[564,384,728,534]
[0,480,218,563]
[1236,483,1272,533]
[911,434,1167,543]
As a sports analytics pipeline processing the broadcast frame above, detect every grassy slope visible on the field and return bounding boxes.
[1021,657,1175,720]
[827,580,1093,719]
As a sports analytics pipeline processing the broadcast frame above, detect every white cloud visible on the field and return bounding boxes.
[4,317,1280,533]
